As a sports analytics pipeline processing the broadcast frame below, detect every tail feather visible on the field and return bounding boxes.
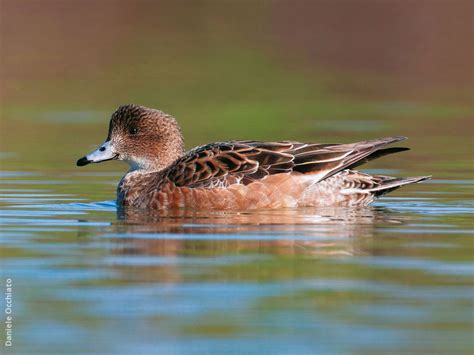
[369,175,431,197]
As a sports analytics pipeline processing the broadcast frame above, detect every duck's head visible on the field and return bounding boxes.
[76,104,185,171]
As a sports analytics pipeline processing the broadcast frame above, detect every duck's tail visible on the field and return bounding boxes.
[369,175,432,197]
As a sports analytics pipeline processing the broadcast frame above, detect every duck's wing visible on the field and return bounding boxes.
[163,141,295,188]
[282,136,408,177]
[163,137,407,188]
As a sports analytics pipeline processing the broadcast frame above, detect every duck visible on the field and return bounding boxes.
[76,104,430,210]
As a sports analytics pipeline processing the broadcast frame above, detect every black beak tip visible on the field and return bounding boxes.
[76,156,91,167]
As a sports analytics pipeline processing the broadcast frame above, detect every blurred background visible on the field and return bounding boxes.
[1,0,472,177]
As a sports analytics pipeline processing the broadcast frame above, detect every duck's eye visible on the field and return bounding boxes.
[129,127,139,135]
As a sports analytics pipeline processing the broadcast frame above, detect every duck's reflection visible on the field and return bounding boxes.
[106,206,401,258]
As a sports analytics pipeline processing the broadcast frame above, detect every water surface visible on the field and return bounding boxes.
[1,158,473,354]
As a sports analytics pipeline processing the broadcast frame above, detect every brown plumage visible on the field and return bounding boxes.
[77,104,430,210]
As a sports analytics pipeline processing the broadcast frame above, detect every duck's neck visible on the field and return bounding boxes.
[126,149,185,173]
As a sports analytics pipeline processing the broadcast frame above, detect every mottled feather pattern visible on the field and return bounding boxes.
[162,137,407,189]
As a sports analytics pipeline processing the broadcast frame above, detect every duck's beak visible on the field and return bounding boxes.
[76,141,118,167]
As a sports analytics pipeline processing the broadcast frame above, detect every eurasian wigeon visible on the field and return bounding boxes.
[77,104,430,210]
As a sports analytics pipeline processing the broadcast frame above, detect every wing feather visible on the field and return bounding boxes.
[163,137,407,188]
